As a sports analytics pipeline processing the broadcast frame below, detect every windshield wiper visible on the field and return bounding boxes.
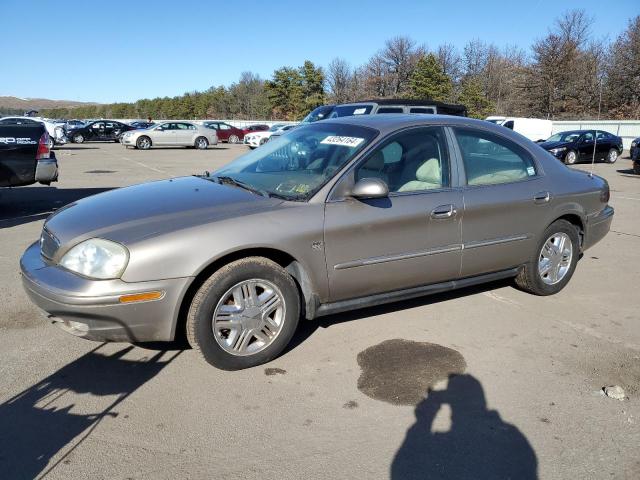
[214,175,268,198]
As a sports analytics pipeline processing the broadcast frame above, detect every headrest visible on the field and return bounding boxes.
[364,151,385,170]
[416,158,441,184]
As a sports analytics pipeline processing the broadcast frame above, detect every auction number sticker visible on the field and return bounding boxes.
[353,108,367,115]
[320,136,365,148]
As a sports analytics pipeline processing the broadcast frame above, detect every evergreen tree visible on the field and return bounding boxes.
[458,77,494,118]
[408,53,453,101]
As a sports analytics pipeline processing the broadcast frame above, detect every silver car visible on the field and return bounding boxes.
[121,121,217,150]
[21,115,613,370]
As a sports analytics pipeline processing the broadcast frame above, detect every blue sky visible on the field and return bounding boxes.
[2,0,637,103]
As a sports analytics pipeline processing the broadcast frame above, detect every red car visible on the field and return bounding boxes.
[203,121,245,143]
[242,124,269,135]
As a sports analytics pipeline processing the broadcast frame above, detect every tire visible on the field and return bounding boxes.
[47,137,55,150]
[228,134,240,144]
[564,150,577,165]
[634,162,640,175]
[136,136,151,150]
[195,136,209,150]
[515,219,580,296]
[73,133,84,144]
[186,257,300,370]
[605,148,618,164]
[259,137,268,146]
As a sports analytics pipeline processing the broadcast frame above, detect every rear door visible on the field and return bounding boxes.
[324,126,463,301]
[175,123,194,145]
[453,126,549,277]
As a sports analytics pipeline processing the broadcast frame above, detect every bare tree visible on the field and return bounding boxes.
[326,58,353,103]
[380,36,425,96]
[437,43,463,83]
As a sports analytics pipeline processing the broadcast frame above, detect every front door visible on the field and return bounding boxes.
[324,126,463,302]
[452,126,550,277]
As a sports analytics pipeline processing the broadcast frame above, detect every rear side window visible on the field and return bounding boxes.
[409,107,435,114]
[454,127,536,186]
[376,107,404,114]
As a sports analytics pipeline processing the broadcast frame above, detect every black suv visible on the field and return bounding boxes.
[539,130,623,165]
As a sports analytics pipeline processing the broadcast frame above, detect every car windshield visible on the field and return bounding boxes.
[211,123,378,200]
[546,132,582,143]
[301,105,335,123]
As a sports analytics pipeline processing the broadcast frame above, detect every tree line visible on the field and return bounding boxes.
[41,10,639,121]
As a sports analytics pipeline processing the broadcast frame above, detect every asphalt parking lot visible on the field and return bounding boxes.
[1,142,639,479]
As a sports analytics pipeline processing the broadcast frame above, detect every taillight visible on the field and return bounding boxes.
[37,133,50,160]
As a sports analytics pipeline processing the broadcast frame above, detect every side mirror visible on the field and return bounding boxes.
[350,178,389,199]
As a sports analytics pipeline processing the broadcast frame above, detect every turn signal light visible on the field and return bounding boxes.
[119,291,164,303]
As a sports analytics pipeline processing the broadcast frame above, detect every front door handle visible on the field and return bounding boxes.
[431,204,456,219]
[534,191,550,204]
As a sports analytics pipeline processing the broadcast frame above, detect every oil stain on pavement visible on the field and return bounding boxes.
[357,339,466,406]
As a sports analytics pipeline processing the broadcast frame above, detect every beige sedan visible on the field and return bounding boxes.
[121,122,218,150]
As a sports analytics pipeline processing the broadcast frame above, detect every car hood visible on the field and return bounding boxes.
[44,176,284,250]
[538,140,572,150]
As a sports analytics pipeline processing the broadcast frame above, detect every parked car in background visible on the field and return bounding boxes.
[120,121,217,150]
[0,116,67,149]
[63,119,86,132]
[129,121,155,129]
[485,116,552,142]
[202,121,245,143]
[69,120,135,143]
[1,123,58,187]
[242,124,269,135]
[539,130,623,165]
[269,99,467,142]
[21,115,613,370]
[244,123,296,148]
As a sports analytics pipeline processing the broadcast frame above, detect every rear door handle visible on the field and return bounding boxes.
[534,191,550,204]
[431,204,456,219]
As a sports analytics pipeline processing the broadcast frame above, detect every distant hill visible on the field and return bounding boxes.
[0,96,99,113]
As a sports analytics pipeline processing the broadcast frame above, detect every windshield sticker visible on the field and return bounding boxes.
[353,108,367,115]
[320,136,365,148]
[527,166,535,176]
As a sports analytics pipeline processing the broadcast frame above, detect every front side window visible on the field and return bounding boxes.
[355,127,450,193]
[454,127,536,186]
[212,123,378,200]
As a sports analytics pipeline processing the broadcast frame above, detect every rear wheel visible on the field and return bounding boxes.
[195,136,209,150]
[186,257,300,370]
[564,150,577,165]
[47,137,55,150]
[73,133,84,144]
[634,162,640,175]
[228,134,240,144]
[515,219,579,296]
[136,136,151,150]
[606,148,618,164]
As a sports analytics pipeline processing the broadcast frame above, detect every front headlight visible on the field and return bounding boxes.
[59,238,129,279]
[550,147,566,155]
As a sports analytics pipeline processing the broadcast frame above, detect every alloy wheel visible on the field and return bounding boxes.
[538,232,573,285]
[212,279,286,356]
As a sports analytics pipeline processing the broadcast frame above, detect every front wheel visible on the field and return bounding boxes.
[47,137,55,150]
[634,162,640,175]
[564,150,577,165]
[136,136,151,150]
[73,133,84,144]
[515,219,580,296]
[228,134,240,144]
[606,148,618,164]
[195,136,209,150]
[186,257,300,370]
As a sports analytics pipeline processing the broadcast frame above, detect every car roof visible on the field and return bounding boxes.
[314,113,489,134]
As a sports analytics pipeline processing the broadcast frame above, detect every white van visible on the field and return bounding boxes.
[485,116,552,142]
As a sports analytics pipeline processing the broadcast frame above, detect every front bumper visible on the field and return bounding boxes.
[20,241,192,342]
[121,135,136,146]
[584,206,614,250]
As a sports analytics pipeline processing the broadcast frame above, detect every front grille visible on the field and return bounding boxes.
[40,227,60,260]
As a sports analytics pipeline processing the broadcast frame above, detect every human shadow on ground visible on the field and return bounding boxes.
[0,344,181,480]
[391,374,538,480]
[0,186,113,228]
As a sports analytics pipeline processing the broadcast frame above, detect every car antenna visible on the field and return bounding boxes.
[589,77,604,178]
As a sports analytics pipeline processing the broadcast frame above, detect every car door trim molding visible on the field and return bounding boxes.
[463,234,530,250]
[333,243,462,270]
